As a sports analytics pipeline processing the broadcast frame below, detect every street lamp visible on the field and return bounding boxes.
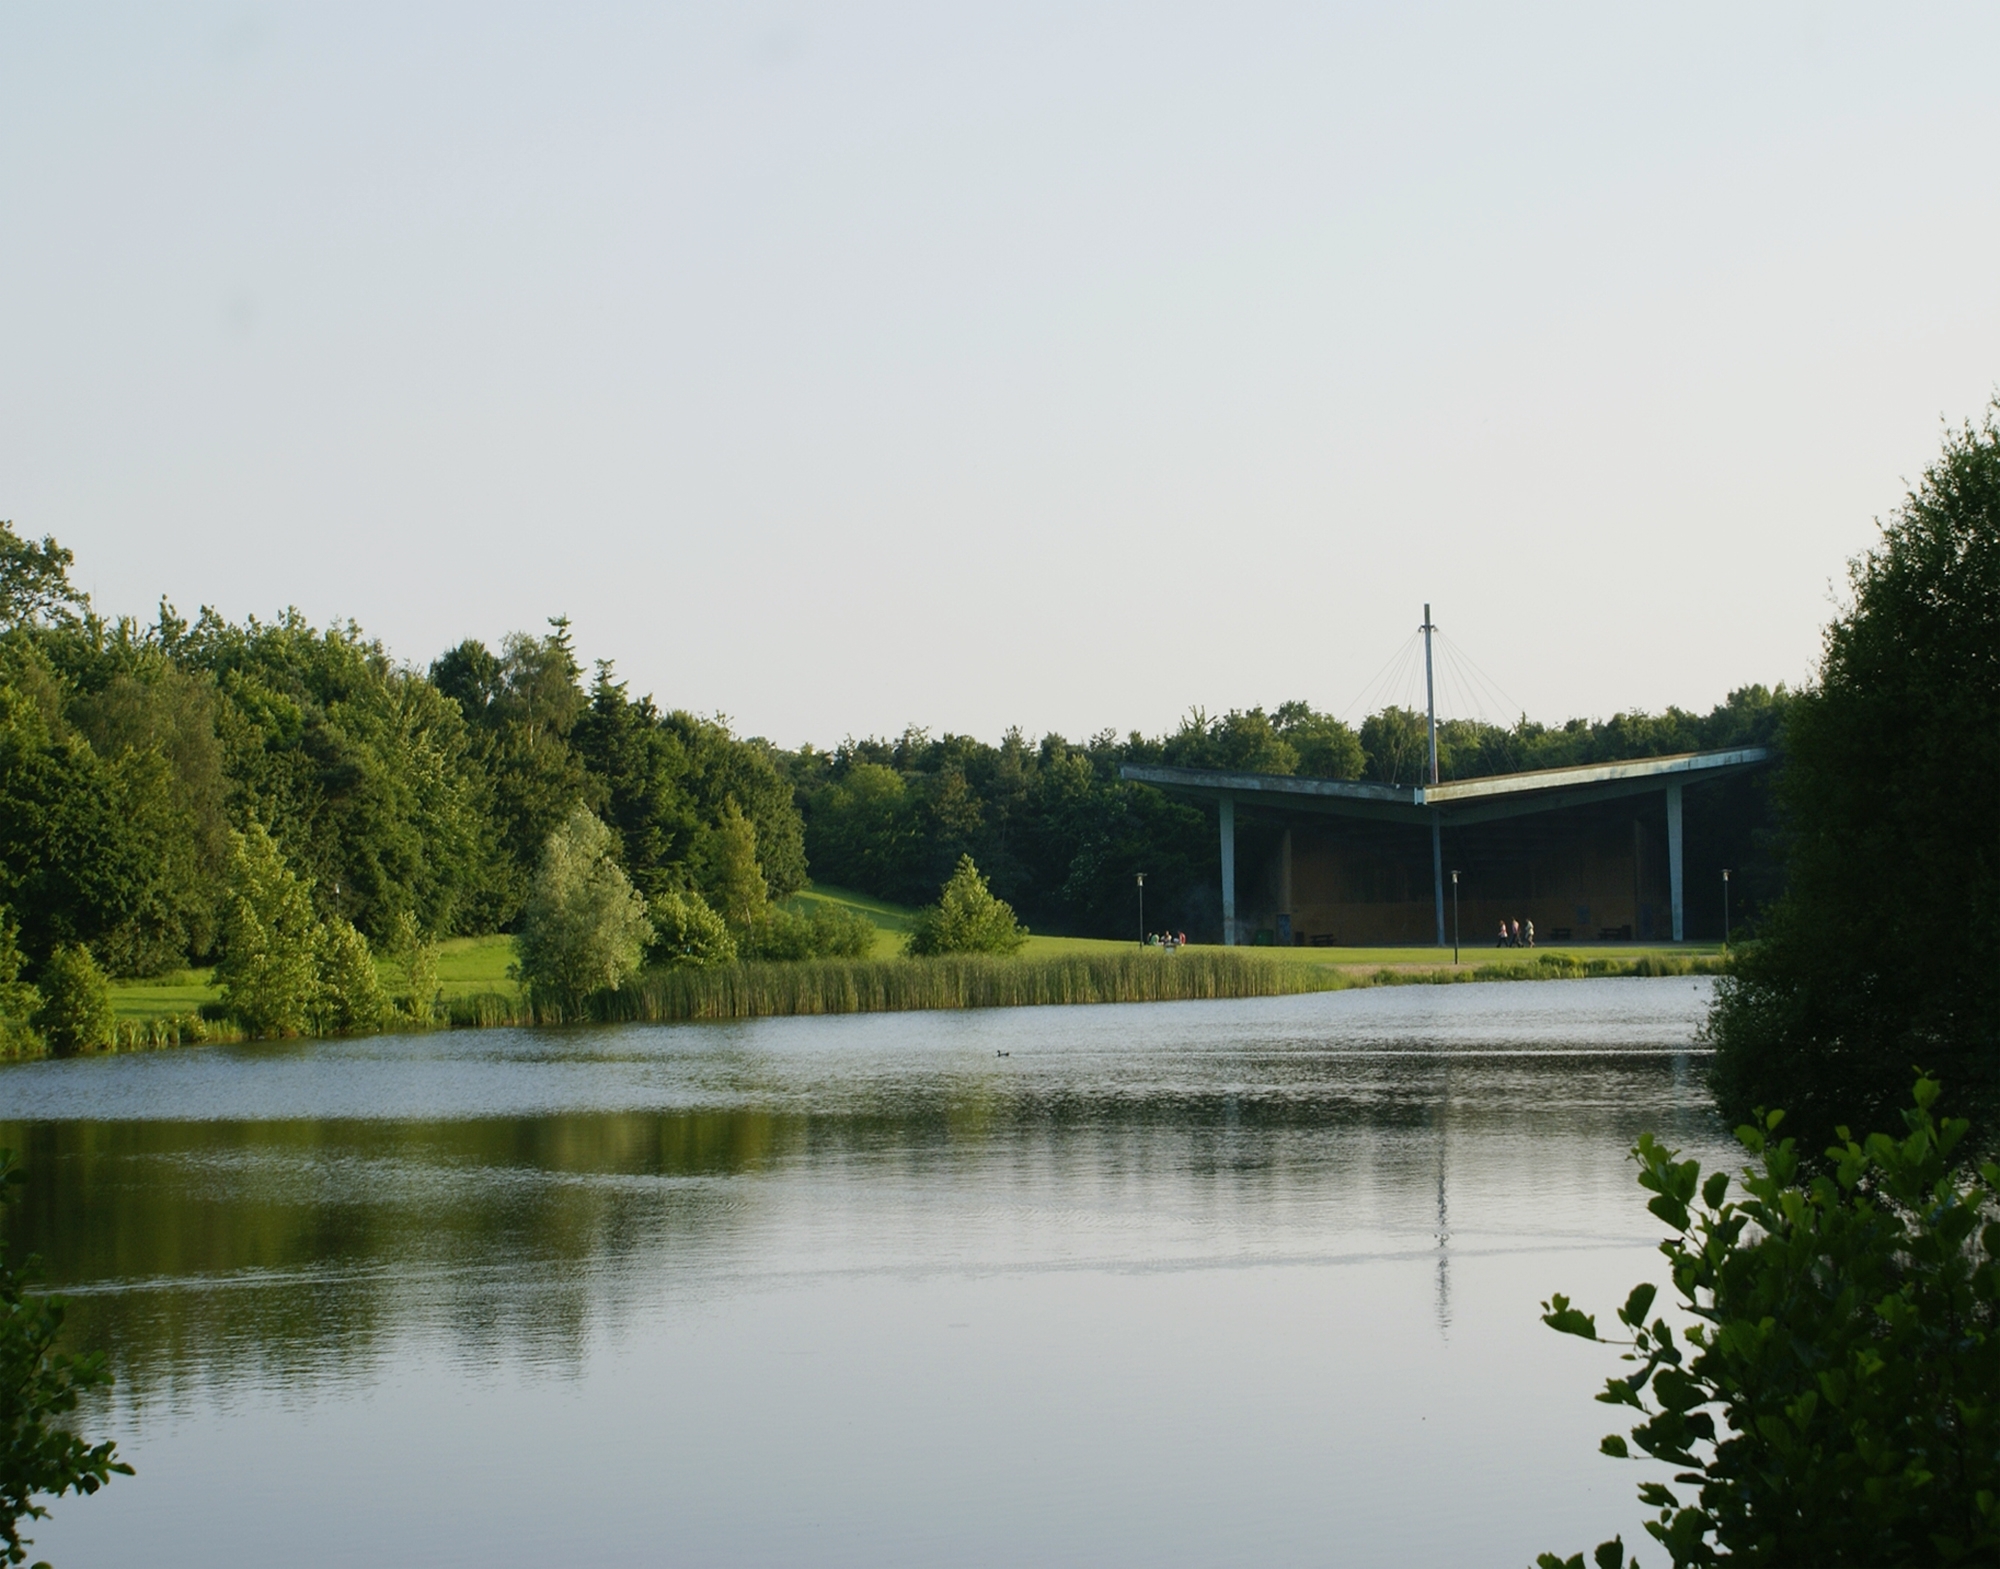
[1136,871,1146,947]
[1450,869,1460,966]
[1721,868,1731,948]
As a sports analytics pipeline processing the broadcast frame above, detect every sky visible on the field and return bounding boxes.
[4,4,1998,748]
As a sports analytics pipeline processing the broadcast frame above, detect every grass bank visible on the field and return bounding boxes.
[86,881,1728,1052]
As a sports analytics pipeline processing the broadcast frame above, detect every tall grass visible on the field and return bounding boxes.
[439,947,1729,1030]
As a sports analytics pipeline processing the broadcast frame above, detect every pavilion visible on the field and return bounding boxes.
[1119,746,1772,947]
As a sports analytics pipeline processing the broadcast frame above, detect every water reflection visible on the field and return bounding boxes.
[0,978,1732,1568]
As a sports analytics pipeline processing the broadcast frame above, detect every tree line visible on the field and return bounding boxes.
[0,516,1789,1025]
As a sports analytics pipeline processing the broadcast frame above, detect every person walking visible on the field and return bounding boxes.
[1524,918,1535,948]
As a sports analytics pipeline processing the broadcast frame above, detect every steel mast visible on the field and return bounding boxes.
[1423,604,1445,945]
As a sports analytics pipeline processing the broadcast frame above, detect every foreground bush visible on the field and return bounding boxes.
[1540,1075,1999,1568]
[0,1150,129,1564]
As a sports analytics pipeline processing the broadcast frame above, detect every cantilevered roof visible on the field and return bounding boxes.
[1118,746,1772,827]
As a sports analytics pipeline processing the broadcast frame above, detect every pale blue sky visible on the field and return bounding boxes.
[4,4,1997,745]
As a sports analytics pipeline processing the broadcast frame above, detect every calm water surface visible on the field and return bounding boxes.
[0,978,1731,1567]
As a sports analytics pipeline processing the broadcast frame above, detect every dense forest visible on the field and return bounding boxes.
[0,519,1788,980]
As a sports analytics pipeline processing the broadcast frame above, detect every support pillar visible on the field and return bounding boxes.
[1431,811,1446,947]
[1666,782,1684,943]
[1219,796,1237,946]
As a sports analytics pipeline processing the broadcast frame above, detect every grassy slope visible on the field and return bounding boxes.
[108,934,524,1021]
[106,885,1720,1020]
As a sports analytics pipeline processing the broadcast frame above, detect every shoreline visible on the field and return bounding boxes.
[7,948,1731,1063]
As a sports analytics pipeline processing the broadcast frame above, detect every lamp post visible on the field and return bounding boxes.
[1136,871,1146,947]
[1450,869,1460,966]
[1721,868,1731,948]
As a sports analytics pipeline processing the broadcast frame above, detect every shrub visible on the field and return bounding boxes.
[1539,1075,2000,1568]
[29,945,113,1057]
[804,902,875,959]
[646,888,737,969]
[739,902,875,962]
[0,1149,131,1563]
[388,910,439,1024]
[215,822,322,1037]
[905,856,1027,956]
[315,917,389,1034]
[514,805,652,1005]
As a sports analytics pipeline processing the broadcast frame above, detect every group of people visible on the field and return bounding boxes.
[1495,918,1535,948]
[1147,932,1188,952]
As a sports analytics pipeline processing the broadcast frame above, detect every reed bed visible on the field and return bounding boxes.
[437,946,1728,1031]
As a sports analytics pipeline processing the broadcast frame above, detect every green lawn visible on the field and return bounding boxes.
[109,969,218,1022]
[430,933,521,997]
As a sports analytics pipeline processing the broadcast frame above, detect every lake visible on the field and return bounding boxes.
[0,977,1731,1567]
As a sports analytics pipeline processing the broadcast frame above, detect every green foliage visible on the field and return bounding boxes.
[181,610,491,945]
[0,921,39,1061]
[314,917,389,1035]
[0,1151,130,1565]
[0,642,221,976]
[645,888,737,969]
[29,946,112,1057]
[58,657,230,972]
[0,522,88,632]
[434,622,597,929]
[740,901,875,962]
[1710,407,2000,1149]
[514,806,652,1005]
[215,822,322,1037]
[906,856,1028,956]
[388,910,439,1023]
[706,799,768,931]
[1541,1076,2000,1567]
[1273,700,1366,779]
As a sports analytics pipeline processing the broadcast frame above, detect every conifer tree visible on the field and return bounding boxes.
[905,856,1028,956]
[215,823,322,1037]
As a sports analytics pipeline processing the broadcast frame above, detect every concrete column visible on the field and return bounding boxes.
[1666,781,1685,943]
[1431,812,1446,947]
[1220,796,1237,946]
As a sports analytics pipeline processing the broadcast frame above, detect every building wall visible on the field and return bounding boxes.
[1240,796,1678,946]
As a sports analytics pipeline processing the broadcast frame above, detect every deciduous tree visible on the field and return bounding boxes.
[514,806,652,1006]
